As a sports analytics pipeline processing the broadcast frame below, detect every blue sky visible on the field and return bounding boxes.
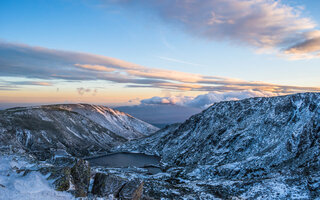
[1,0,320,110]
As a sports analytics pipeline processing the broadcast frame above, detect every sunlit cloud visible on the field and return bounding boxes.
[0,79,52,90]
[12,81,53,86]
[284,30,320,59]
[75,64,116,72]
[105,0,320,59]
[1,41,320,94]
[140,90,277,109]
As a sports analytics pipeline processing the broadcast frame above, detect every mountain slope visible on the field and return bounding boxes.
[0,104,158,159]
[56,104,159,139]
[117,93,320,176]
[115,93,320,198]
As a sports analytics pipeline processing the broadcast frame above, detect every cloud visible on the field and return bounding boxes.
[158,56,206,67]
[127,90,288,124]
[0,85,19,91]
[284,30,320,59]
[76,87,98,96]
[11,81,53,86]
[141,96,194,106]
[106,0,320,59]
[0,79,52,91]
[77,87,91,95]
[74,64,116,72]
[141,90,278,109]
[1,41,320,94]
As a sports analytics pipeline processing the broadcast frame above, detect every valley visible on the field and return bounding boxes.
[0,93,320,199]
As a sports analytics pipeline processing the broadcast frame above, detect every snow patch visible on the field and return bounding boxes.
[0,155,74,200]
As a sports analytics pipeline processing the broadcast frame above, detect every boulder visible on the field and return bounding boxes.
[53,167,71,191]
[42,166,72,191]
[119,179,144,200]
[70,159,90,197]
[92,173,127,197]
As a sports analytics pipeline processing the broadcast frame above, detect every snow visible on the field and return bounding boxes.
[57,104,159,139]
[0,155,74,200]
[114,93,320,199]
[24,130,32,147]
[66,127,82,139]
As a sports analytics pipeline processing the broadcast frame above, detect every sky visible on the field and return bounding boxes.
[1,0,320,116]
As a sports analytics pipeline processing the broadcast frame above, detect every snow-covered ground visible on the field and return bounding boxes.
[0,155,74,200]
[56,104,159,139]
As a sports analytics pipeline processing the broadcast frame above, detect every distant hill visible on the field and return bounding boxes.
[0,104,158,159]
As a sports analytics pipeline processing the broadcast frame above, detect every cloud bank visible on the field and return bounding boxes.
[125,90,279,124]
[0,41,320,94]
[109,0,320,59]
[141,90,278,109]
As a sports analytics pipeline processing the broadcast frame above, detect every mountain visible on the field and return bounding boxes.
[0,104,158,159]
[56,104,159,139]
[116,93,320,198]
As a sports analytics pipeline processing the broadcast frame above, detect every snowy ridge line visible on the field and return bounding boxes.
[0,103,158,159]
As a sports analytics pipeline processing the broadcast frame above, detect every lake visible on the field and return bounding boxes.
[86,152,162,174]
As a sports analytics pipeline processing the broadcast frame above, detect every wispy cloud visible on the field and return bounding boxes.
[158,56,206,67]
[284,30,320,59]
[0,41,319,94]
[74,64,116,72]
[11,81,53,86]
[0,85,19,91]
[107,0,320,59]
[0,79,52,90]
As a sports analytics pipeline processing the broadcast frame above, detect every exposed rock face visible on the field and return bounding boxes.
[70,159,90,197]
[92,172,144,199]
[116,93,320,199]
[92,173,127,197]
[50,167,72,191]
[119,179,144,200]
[0,104,158,159]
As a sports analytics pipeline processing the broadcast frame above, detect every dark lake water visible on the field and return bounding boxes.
[86,152,162,174]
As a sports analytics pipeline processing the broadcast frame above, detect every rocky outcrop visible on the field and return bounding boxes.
[92,172,144,199]
[50,167,72,191]
[70,159,91,197]
[119,179,144,200]
[92,173,127,197]
[41,158,91,197]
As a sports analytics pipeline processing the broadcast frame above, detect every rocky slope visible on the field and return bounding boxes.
[0,104,158,159]
[116,93,320,199]
[57,104,158,139]
[115,123,181,156]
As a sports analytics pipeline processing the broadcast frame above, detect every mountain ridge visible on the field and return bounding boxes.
[0,104,158,159]
[115,92,320,198]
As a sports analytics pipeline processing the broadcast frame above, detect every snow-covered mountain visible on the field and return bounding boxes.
[0,104,158,159]
[55,104,159,139]
[116,93,320,198]
[119,93,320,166]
